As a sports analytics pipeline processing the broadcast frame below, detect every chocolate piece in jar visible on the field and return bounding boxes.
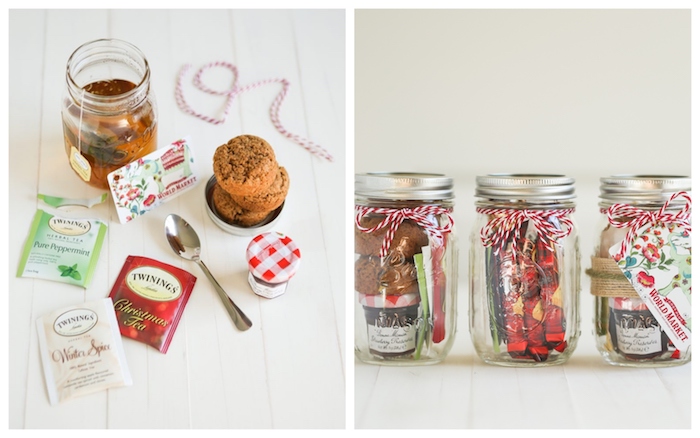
[355,255,419,296]
[108,255,197,353]
[355,216,429,257]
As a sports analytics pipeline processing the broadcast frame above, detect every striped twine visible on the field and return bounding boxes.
[477,207,575,255]
[355,205,454,258]
[175,61,333,162]
[606,191,692,257]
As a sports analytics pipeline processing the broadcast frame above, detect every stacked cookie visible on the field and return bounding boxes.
[212,135,290,227]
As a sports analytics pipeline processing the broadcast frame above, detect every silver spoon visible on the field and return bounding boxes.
[164,214,252,331]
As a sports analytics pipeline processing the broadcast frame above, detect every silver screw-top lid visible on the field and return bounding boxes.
[599,175,691,205]
[355,172,454,200]
[475,174,576,202]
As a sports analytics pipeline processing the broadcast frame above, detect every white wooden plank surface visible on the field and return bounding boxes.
[8,9,345,429]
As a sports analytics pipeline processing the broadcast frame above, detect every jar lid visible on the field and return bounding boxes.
[355,172,454,200]
[246,232,301,284]
[599,175,691,204]
[475,174,576,201]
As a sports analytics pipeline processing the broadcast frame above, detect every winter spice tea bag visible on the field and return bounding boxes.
[109,255,197,353]
[17,209,107,288]
[107,137,199,224]
[36,298,132,405]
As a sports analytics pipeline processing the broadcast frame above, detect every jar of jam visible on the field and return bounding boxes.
[589,175,691,367]
[354,172,458,365]
[469,174,581,367]
[61,39,158,190]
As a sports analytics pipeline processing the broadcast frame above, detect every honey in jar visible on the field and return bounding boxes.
[62,39,158,190]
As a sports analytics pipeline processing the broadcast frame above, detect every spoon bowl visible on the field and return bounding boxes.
[164,214,252,331]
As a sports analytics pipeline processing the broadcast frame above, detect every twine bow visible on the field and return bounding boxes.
[606,191,692,257]
[477,208,575,255]
[175,61,333,162]
[355,206,454,258]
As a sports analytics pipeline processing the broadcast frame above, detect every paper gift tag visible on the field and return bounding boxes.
[610,222,692,353]
[107,138,199,223]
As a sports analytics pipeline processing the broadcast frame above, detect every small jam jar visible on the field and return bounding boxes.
[246,232,301,299]
[354,172,458,366]
[589,175,691,367]
[61,39,158,190]
[469,174,581,367]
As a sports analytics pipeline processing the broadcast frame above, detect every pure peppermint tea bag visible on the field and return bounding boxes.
[17,209,107,288]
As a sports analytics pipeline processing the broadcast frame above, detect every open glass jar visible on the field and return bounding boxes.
[354,172,458,365]
[469,174,581,367]
[589,175,691,367]
[61,39,158,190]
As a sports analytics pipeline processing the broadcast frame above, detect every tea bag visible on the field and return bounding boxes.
[36,298,132,405]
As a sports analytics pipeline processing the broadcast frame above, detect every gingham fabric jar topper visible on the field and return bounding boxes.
[246,232,301,299]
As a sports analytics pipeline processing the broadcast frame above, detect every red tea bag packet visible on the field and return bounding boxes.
[109,255,196,353]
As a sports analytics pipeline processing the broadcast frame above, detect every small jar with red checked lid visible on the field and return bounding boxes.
[469,174,581,367]
[587,175,691,367]
[246,232,301,299]
[354,172,458,365]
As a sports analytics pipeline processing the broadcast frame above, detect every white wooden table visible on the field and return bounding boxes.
[8,9,345,429]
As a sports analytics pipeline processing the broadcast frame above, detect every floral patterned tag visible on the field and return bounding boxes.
[609,222,691,353]
[107,138,198,223]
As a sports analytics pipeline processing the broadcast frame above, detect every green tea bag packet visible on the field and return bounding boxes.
[17,209,107,288]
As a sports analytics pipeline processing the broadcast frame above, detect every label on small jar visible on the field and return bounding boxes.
[610,223,692,353]
[364,305,419,356]
[612,309,664,356]
[247,271,287,299]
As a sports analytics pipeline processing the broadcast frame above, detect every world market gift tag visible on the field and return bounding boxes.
[107,137,199,223]
[610,222,692,354]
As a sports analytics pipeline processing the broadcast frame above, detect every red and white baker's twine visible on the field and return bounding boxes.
[477,208,575,255]
[606,191,692,257]
[175,61,333,162]
[355,206,454,258]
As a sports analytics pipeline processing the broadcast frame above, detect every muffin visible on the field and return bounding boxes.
[355,216,430,257]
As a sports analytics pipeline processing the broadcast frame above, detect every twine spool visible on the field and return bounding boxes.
[586,256,639,298]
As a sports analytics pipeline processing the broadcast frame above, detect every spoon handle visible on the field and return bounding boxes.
[196,260,253,331]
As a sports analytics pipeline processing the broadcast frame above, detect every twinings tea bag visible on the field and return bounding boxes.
[17,209,107,288]
[36,298,132,405]
[109,256,197,353]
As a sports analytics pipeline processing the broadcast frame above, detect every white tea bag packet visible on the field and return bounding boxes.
[36,298,132,405]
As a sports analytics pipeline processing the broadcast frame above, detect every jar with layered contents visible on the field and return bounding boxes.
[588,175,691,367]
[62,38,158,190]
[469,174,581,366]
[354,173,457,365]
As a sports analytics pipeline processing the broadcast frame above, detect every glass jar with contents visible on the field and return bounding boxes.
[588,175,691,367]
[354,172,458,365]
[62,39,158,190]
[469,174,581,367]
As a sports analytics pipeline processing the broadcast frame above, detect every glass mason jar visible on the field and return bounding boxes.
[469,174,581,367]
[354,172,458,365]
[589,175,691,367]
[62,38,158,190]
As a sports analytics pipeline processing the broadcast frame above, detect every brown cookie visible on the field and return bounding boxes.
[213,135,278,196]
[211,183,271,227]
[230,166,289,212]
[355,216,430,257]
[355,255,419,296]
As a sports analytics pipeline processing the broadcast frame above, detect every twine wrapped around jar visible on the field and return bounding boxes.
[586,256,639,298]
